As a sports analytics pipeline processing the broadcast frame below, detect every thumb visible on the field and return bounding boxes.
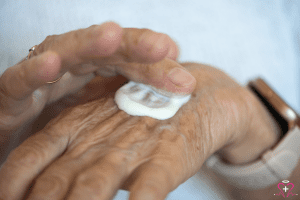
[114,58,196,96]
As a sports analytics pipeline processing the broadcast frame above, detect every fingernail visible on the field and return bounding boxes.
[167,67,195,87]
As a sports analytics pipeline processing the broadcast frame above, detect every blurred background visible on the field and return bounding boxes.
[1,0,299,199]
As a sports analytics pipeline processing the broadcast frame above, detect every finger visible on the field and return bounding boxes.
[165,36,179,61]
[124,128,191,200]
[120,28,178,63]
[25,101,129,199]
[34,22,179,75]
[33,22,122,71]
[67,151,129,200]
[115,58,196,95]
[127,161,178,200]
[0,130,68,200]
[0,51,61,101]
[25,148,105,200]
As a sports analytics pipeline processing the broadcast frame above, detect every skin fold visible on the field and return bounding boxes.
[0,60,280,200]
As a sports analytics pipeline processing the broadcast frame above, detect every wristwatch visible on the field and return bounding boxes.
[205,78,300,190]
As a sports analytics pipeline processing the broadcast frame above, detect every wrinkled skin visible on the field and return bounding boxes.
[0,21,196,164]
[0,61,280,200]
[0,21,183,131]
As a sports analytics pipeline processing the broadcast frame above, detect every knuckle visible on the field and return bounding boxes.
[140,28,152,34]
[150,161,176,188]
[107,151,130,164]
[38,35,57,54]
[43,35,56,45]
[0,114,18,130]
[140,183,162,199]
[88,24,98,30]
[7,146,41,168]
[33,174,66,195]
[44,35,53,41]
[76,172,106,194]
[82,25,98,39]
[77,171,106,185]
[72,29,82,42]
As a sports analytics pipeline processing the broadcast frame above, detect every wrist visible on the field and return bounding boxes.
[218,87,281,165]
[206,77,300,194]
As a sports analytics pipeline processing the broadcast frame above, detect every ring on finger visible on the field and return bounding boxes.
[26,45,63,84]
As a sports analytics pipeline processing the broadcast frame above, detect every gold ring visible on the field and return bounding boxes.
[27,45,63,84]
[46,76,63,84]
[26,45,37,60]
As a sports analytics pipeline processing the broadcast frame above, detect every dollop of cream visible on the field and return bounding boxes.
[114,81,191,120]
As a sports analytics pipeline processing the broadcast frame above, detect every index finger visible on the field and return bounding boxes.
[32,22,179,73]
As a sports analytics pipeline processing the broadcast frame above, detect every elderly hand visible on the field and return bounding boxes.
[0,60,279,200]
[0,21,195,132]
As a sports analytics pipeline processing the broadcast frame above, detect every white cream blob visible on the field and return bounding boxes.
[114,81,191,120]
